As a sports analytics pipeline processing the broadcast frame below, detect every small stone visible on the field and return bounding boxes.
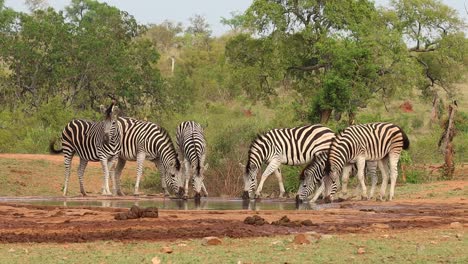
[202,236,222,246]
[327,226,337,231]
[357,247,366,254]
[305,231,322,240]
[151,256,161,264]
[450,222,463,229]
[301,220,315,226]
[456,234,462,239]
[8,248,15,253]
[177,243,187,247]
[293,233,315,245]
[160,246,173,254]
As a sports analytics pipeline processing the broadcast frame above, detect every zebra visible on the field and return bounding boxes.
[113,117,183,197]
[242,124,335,200]
[49,102,121,196]
[176,121,208,200]
[296,150,378,203]
[323,122,410,201]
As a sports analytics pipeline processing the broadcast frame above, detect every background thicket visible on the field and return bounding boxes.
[0,0,466,196]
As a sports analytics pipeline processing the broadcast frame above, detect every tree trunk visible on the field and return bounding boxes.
[320,109,332,124]
[441,102,457,179]
[430,93,439,125]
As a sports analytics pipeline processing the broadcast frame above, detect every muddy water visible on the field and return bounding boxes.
[0,197,336,210]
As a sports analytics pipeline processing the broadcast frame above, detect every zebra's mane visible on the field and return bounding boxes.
[245,132,268,173]
[158,125,181,170]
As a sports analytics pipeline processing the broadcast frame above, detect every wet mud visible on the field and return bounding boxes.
[0,199,466,243]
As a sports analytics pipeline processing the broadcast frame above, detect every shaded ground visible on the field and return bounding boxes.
[0,197,466,243]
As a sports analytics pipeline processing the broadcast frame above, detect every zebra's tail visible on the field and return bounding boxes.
[400,128,410,150]
[49,139,63,154]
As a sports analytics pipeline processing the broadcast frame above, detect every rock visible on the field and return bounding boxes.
[357,247,366,254]
[151,256,161,264]
[114,206,158,220]
[243,215,268,226]
[372,223,391,229]
[450,222,463,229]
[202,236,222,246]
[293,233,313,245]
[456,233,462,240]
[305,231,322,240]
[301,220,315,226]
[160,246,173,254]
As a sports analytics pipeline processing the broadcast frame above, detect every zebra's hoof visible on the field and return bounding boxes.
[133,193,140,197]
[242,191,250,200]
[117,191,125,196]
[361,196,369,201]
[182,195,188,200]
[194,192,201,200]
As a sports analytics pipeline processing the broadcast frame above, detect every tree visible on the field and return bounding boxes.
[25,0,48,12]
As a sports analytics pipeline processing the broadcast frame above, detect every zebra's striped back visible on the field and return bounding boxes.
[117,117,182,194]
[243,124,335,197]
[324,122,410,199]
[176,121,207,198]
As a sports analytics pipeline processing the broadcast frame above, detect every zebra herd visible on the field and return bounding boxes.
[50,101,409,203]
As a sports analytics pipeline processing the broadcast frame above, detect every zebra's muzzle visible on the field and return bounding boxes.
[295,195,303,205]
[242,191,250,200]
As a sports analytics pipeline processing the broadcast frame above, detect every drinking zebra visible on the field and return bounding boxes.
[296,150,378,203]
[49,102,121,196]
[176,121,208,200]
[242,124,335,200]
[323,122,410,201]
[113,117,183,197]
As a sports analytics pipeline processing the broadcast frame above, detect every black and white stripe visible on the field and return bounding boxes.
[242,124,335,200]
[50,102,121,196]
[296,150,378,203]
[176,121,208,199]
[114,117,183,196]
[324,122,410,201]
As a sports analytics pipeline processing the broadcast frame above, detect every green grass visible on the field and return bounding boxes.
[0,229,465,264]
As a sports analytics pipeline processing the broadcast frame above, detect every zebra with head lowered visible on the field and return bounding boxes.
[242,124,335,200]
[176,121,208,199]
[296,150,378,204]
[113,117,183,196]
[323,122,410,201]
[50,102,121,196]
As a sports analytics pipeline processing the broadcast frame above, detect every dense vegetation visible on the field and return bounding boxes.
[0,0,466,196]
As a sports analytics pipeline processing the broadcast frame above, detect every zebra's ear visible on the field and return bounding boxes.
[239,163,245,169]
[99,105,106,114]
[111,105,120,117]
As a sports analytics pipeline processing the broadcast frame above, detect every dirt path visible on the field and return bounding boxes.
[0,198,466,243]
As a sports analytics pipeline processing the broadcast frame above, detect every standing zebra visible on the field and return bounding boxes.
[242,124,335,200]
[296,150,378,203]
[176,121,208,199]
[50,102,121,196]
[323,122,410,201]
[113,117,183,196]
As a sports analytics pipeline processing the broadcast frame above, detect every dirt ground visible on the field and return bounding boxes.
[0,195,466,243]
[0,154,466,243]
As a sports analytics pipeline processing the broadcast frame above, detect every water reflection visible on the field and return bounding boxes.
[1,197,328,211]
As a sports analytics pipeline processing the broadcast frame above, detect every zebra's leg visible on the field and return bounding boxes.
[100,159,112,196]
[201,182,208,197]
[388,153,400,201]
[274,169,286,198]
[108,156,118,195]
[378,158,389,201]
[134,152,146,196]
[355,158,368,200]
[340,164,353,198]
[367,161,378,199]
[183,160,191,199]
[114,158,126,196]
[154,160,170,197]
[62,153,74,196]
[77,158,88,196]
[310,181,325,203]
[255,158,281,198]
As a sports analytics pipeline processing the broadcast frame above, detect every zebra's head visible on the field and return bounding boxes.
[165,158,184,195]
[296,168,315,204]
[241,160,258,200]
[100,102,119,145]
